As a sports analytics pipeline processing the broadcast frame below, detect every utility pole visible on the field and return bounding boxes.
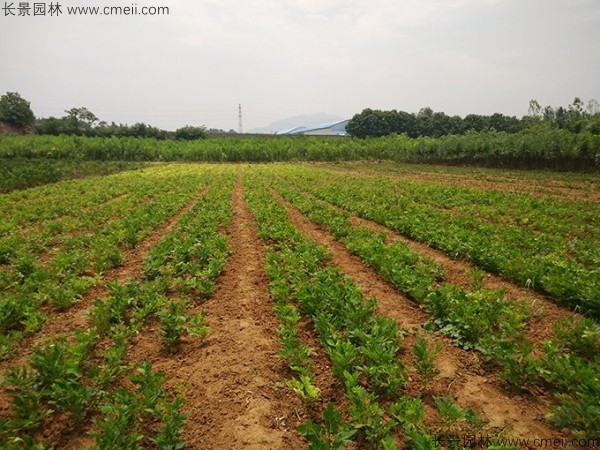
[238,103,243,134]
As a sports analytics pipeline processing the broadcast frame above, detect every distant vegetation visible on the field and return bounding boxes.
[0,92,35,130]
[1,92,599,170]
[347,98,600,138]
[35,107,209,140]
[1,129,598,170]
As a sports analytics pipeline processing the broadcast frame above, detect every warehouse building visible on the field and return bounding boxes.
[276,119,348,136]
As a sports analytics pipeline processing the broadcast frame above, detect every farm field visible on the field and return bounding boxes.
[0,161,598,449]
[0,159,151,193]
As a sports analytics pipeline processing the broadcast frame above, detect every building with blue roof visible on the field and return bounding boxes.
[276,119,348,136]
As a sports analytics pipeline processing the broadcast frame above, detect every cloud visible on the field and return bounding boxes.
[1,0,598,130]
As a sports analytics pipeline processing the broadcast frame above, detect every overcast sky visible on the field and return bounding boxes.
[1,0,599,131]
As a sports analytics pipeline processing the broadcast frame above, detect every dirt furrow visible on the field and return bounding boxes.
[343,203,579,344]
[0,186,209,374]
[272,189,565,442]
[280,178,582,344]
[119,171,306,449]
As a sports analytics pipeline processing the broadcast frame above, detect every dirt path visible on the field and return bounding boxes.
[0,186,208,375]
[119,170,306,449]
[271,189,565,442]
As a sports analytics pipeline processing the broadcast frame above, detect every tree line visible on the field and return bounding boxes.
[346,98,600,138]
[0,92,209,140]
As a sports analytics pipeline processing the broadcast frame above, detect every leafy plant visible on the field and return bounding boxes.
[346,383,393,445]
[159,301,188,353]
[388,395,426,431]
[2,367,51,433]
[433,395,466,428]
[554,318,600,361]
[411,336,442,389]
[91,388,143,449]
[152,395,188,449]
[298,404,356,450]
[131,361,167,416]
[287,375,321,404]
[187,311,211,342]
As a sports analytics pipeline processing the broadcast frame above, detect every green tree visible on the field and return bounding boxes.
[35,117,66,135]
[63,107,99,135]
[175,125,207,140]
[0,92,35,129]
[346,109,394,138]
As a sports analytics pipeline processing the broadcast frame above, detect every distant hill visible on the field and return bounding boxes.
[249,113,344,134]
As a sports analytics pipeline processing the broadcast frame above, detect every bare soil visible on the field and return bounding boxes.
[115,172,307,449]
[280,178,583,345]
[346,208,579,344]
[0,187,209,378]
[271,189,566,444]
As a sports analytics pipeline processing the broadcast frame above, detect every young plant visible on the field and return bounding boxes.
[152,395,188,450]
[329,338,358,380]
[187,310,211,342]
[91,388,143,449]
[159,300,188,353]
[2,367,51,433]
[344,372,394,446]
[554,317,600,361]
[468,268,486,291]
[287,375,321,404]
[131,361,166,416]
[411,335,442,390]
[298,404,356,450]
[388,395,426,431]
[433,395,466,432]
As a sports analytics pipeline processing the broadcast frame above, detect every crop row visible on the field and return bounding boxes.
[274,165,599,318]
[0,165,215,358]
[243,169,508,449]
[327,162,599,198]
[260,166,599,438]
[1,167,235,448]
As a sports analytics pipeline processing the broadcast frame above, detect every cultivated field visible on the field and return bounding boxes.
[0,162,598,449]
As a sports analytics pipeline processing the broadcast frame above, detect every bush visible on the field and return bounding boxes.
[0,92,35,129]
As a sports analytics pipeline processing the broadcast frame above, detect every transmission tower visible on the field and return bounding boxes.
[238,104,243,134]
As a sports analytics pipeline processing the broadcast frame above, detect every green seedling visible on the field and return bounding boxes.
[388,395,426,431]
[187,311,211,342]
[287,375,321,404]
[159,301,188,353]
[434,395,465,429]
[411,336,442,389]
[152,395,188,450]
[91,388,143,449]
[298,404,356,450]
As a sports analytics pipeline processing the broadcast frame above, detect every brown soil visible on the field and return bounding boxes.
[0,187,209,376]
[279,178,582,345]
[271,189,565,444]
[346,210,578,344]
[86,170,308,449]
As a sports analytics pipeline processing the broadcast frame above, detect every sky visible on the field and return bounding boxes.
[1,0,599,131]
